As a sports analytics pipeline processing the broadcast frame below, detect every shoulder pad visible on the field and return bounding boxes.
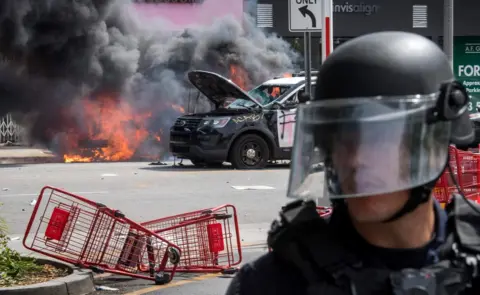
[266,200,363,288]
[447,194,480,254]
[267,199,323,250]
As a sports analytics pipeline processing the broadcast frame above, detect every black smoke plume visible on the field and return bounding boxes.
[0,0,300,158]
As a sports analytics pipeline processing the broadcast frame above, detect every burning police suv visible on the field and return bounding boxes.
[169,70,315,169]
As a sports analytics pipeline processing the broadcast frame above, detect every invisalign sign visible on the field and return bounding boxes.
[333,2,380,15]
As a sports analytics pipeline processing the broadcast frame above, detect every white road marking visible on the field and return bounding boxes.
[231,185,275,190]
[0,191,109,197]
[101,173,117,177]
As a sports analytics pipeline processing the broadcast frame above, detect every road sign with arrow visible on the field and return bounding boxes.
[289,0,322,32]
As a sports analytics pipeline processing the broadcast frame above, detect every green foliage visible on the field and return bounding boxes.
[0,202,42,287]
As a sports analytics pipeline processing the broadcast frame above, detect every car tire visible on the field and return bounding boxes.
[230,134,270,169]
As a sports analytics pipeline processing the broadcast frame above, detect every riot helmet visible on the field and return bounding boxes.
[287,32,473,220]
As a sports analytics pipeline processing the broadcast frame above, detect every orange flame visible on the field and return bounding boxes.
[271,87,280,97]
[171,104,185,113]
[229,64,250,90]
[283,73,293,78]
[63,96,151,162]
[62,96,185,163]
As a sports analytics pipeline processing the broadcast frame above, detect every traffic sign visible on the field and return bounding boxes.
[289,0,322,32]
[454,36,480,113]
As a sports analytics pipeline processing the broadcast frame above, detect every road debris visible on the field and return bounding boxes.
[95,285,119,291]
[231,185,275,190]
[149,161,167,165]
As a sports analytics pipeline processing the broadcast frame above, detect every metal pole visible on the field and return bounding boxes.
[443,0,454,68]
[304,32,312,96]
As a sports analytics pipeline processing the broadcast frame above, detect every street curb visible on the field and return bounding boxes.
[0,156,62,165]
[0,258,95,295]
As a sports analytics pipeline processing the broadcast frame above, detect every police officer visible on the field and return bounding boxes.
[225,31,480,294]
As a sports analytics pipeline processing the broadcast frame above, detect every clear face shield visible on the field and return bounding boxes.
[287,94,451,200]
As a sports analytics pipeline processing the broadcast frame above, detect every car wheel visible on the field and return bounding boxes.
[230,134,270,169]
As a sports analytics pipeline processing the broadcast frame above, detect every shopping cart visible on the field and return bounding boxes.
[140,205,242,274]
[433,145,480,206]
[23,186,182,284]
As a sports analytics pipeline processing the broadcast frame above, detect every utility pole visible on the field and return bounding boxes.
[443,0,454,68]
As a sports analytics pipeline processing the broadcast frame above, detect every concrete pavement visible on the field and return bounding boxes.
[0,146,60,164]
[1,161,327,294]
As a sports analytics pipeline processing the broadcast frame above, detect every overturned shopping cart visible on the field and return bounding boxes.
[140,204,242,274]
[23,186,182,284]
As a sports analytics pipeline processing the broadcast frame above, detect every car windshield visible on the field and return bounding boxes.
[226,84,293,109]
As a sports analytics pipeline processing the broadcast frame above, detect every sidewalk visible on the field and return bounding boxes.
[0,145,61,164]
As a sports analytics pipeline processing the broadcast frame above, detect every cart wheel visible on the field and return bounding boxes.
[89,266,105,274]
[213,213,232,220]
[96,202,106,208]
[168,247,181,265]
[201,209,213,215]
[155,272,171,285]
[114,210,125,218]
[221,268,238,275]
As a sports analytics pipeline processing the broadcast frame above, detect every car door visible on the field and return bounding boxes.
[275,89,300,148]
[275,84,315,148]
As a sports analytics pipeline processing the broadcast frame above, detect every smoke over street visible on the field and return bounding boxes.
[0,0,300,161]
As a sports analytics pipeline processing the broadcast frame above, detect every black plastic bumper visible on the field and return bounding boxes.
[170,144,228,162]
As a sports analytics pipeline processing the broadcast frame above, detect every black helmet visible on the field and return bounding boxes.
[287,31,473,220]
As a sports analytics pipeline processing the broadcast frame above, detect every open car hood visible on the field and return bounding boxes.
[187,70,263,108]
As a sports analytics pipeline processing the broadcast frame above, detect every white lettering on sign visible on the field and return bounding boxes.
[295,0,317,4]
[458,65,480,77]
[465,44,480,54]
[333,2,379,15]
[467,101,480,112]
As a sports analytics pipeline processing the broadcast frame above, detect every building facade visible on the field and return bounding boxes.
[133,0,245,28]
[255,0,480,67]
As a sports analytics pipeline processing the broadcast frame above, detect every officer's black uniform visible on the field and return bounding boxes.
[225,31,480,295]
[227,200,449,294]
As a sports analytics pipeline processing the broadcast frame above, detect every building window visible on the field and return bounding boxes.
[256,4,273,28]
[413,5,428,28]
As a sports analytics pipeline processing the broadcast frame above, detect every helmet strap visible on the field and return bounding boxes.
[382,150,450,223]
[381,182,435,223]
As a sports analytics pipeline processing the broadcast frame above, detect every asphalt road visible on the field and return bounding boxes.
[0,161,326,294]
